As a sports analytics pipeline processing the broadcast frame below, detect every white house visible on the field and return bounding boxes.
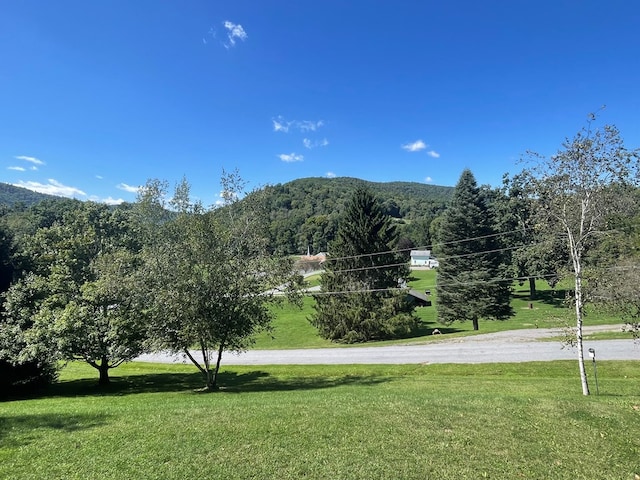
[410,250,439,268]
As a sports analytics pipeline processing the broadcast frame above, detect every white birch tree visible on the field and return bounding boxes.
[521,120,639,395]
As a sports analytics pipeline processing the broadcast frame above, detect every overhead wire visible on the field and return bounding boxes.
[321,227,529,264]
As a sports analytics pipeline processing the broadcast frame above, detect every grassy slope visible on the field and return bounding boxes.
[253,270,623,349]
[2,361,639,480]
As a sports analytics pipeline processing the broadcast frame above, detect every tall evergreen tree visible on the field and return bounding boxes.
[311,188,417,342]
[436,169,512,330]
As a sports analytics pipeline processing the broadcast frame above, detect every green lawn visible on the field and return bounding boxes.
[253,270,626,349]
[2,361,639,479]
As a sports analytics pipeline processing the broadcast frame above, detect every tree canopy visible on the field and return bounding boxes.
[140,174,303,390]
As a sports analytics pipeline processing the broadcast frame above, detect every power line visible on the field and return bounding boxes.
[327,241,547,275]
[322,228,528,264]
[307,272,561,297]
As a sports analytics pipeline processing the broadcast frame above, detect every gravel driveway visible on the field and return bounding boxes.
[135,325,639,365]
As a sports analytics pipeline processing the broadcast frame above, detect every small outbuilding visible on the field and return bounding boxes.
[410,250,439,268]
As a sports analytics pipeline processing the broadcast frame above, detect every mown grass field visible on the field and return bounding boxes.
[2,361,639,479]
[254,270,624,349]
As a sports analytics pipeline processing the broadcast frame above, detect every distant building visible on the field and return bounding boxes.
[410,250,439,268]
[407,289,432,307]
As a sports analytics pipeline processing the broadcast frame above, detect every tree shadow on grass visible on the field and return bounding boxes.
[512,288,568,308]
[217,371,391,393]
[14,369,392,400]
[0,412,109,448]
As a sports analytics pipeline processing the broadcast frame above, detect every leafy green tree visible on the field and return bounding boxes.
[521,121,639,395]
[0,216,59,394]
[141,174,302,390]
[1,202,147,385]
[436,169,513,331]
[493,174,568,298]
[311,187,417,342]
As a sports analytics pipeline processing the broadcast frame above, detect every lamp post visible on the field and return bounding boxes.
[588,348,599,395]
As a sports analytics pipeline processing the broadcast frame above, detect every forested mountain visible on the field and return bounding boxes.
[255,177,454,255]
[1,177,453,255]
[0,183,59,208]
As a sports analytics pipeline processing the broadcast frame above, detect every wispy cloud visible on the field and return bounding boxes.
[273,116,325,134]
[425,176,433,183]
[13,179,86,198]
[303,138,329,149]
[426,150,440,158]
[95,175,104,180]
[278,153,304,163]
[8,166,26,171]
[298,120,324,132]
[325,172,336,178]
[401,140,427,152]
[117,183,141,194]
[15,155,45,166]
[273,117,290,133]
[223,20,247,49]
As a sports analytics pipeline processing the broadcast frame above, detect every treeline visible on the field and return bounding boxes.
[256,177,453,255]
[1,122,639,396]
[0,175,302,394]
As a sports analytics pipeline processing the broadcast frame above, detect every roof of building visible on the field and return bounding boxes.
[410,250,431,257]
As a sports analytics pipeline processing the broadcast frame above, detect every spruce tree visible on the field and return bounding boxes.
[311,188,417,342]
[436,169,512,330]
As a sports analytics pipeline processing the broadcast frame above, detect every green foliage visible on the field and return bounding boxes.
[521,120,640,395]
[141,174,303,389]
[0,211,58,393]
[0,182,60,208]
[311,187,417,342]
[0,202,147,385]
[254,177,452,255]
[436,169,513,330]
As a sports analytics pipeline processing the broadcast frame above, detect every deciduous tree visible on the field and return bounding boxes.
[141,174,302,390]
[520,120,639,395]
[1,202,147,385]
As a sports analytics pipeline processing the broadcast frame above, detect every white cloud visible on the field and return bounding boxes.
[8,166,26,171]
[273,117,290,133]
[272,116,325,134]
[298,120,324,132]
[223,20,247,48]
[401,140,427,152]
[101,196,125,206]
[95,175,104,180]
[425,176,433,183]
[426,150,440,158]
[15,155,45,166]
[326,172,336,178]
[13,179,86,198]
[278,153,304,163]
[117,183,141,193]
[303,138,329,149]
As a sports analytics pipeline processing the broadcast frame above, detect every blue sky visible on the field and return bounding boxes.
[1,1,639,206]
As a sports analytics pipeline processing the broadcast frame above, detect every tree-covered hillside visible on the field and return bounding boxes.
[0,183,59,208]
[254,177,454,255]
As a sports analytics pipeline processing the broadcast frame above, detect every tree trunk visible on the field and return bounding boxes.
[207,343,225,390]
[574,274,590,396]
[528,277,537,300]
[472,317,479,331]
[98,357,110,386]
[568,225,590,396]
